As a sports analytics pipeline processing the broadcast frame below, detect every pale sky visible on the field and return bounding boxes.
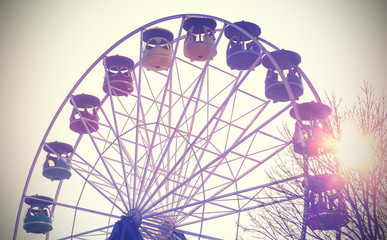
[0,0,386,239]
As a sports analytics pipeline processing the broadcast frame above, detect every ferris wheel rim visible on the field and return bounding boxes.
[14,13,323,240]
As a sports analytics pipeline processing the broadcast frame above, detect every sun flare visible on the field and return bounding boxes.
[336,121,375,170]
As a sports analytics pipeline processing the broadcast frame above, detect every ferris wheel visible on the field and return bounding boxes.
[14,14,341,240]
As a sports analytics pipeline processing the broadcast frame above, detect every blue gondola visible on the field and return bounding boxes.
[262,50,303,102]
[225,21,261,70]
[291,102,333,156]
[306,174,349,230]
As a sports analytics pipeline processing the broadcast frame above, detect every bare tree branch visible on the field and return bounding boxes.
[240,82,386,239]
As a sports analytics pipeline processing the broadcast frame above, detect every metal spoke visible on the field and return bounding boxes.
[15,14,323,240]
[70,96,130,213]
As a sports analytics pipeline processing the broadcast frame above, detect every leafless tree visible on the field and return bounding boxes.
[239,82,386,240]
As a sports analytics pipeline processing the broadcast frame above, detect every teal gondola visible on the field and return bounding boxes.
[23,195,54,234]
[43,141,73,181]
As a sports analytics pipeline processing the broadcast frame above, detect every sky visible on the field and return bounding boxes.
[0,0,386,239]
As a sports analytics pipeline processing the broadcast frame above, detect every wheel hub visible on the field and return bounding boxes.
[127,208,142,228]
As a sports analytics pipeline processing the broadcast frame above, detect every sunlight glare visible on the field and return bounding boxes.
[336,121,375,170]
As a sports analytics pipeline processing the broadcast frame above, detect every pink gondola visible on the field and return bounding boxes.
[69,94,100,134]
[183,17,217,62]
[103,55,135,96]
